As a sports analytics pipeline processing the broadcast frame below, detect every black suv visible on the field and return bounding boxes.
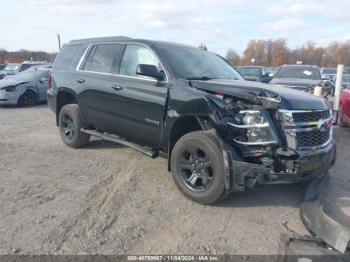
[47,37,336,204]
[270,65,334,96]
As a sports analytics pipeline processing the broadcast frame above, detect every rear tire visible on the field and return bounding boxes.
[58,104,90,148]
[18,91,37,107]
[170,131,227,204]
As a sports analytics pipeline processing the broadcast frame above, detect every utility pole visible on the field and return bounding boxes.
[57,34,61,51]
[333,64,344,124]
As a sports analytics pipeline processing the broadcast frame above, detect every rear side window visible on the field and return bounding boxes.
[53,44,83,70]
[83,44,123,74]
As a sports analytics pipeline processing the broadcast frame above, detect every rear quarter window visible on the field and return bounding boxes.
[53,44,84,71]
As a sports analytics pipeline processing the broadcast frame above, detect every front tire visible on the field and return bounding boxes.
[170,131,227,204]
[58,104,90,148]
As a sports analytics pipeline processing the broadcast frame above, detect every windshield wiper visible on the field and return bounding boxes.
[186,76,216,81]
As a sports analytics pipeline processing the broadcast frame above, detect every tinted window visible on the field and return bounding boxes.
[322,68,336,75]
[160,46,242,80]
[276,66,321,80]
[88,44,122,73]
[237,67,262,77]
[19,64,32,72]
[54,44,83,70]
[120,44,160,77]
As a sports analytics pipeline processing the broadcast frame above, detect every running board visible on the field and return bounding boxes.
[81,128,159,159]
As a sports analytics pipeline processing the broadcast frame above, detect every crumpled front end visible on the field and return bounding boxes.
[203,91,336,191]
[0,87,22,105]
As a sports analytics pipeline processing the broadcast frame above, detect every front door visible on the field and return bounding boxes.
[105,44,169,148]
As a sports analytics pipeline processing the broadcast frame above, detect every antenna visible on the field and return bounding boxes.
[199,43,207,51]
[57,34,61,51]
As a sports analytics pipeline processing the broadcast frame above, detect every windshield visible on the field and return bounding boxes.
[275,66,321,80]
[160,46,243,80]
[322,68,336,75]
[4,64,20,71]
[11,69,45,81]
[236,67,262,77]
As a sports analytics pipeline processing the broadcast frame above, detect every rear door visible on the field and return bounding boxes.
[76,43,124,130]
[105,43,169,147]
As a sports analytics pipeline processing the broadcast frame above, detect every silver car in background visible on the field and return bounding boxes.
[0,67,50,106]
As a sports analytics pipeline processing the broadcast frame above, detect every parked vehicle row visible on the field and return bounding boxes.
[46,36,336,204]
[0,67,50,106]
[0,61,51,80]
[234,66,273,83]
[270,64,335,96]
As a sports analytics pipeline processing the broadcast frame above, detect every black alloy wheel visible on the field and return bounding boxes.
[179,147,214,191]
[170,131,227,204]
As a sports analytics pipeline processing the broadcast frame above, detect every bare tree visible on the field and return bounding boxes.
[230,38,350,67]
[225,48,240,66]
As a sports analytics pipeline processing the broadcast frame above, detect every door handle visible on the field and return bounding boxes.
[77,79,85,84]
[111,85,124,91]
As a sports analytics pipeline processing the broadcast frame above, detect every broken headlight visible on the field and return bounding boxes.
[228,110,278,145]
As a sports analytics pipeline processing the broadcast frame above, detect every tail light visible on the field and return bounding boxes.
[48,70,52,91]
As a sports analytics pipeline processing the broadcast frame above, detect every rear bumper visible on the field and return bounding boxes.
[227,140,336,191]
[47,89,56,113]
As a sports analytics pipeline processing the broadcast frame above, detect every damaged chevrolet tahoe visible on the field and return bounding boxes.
[47,37,336,204]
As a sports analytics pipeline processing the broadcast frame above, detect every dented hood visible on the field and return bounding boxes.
[191,79,330,110]
[0,79,29,89]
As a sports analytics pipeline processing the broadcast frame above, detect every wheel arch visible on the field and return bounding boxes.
[56,89,78,126]
[167,115,210,171]
[17,88,39,105]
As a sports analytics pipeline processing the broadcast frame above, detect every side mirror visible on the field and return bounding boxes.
[136,64,165,81]
[39,77,48,83]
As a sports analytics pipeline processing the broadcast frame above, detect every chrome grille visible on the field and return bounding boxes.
[296,129,330,147]
[292,110,331,122]
[279,109,333,150]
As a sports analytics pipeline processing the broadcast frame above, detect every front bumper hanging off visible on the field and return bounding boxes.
[223,140,336,192]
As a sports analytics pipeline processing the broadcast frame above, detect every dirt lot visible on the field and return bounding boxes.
[0,105,348,255]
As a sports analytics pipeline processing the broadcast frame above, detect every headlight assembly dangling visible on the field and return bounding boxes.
[228,110,278,145]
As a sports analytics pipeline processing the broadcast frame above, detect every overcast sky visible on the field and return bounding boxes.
[1,0,350,55]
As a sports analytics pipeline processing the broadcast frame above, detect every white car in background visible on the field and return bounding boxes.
[0,67,50,106]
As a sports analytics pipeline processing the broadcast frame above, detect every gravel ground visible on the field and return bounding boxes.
[0,105,348,255]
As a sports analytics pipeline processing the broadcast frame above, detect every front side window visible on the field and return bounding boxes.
[87,44,122,73]
[119,44,161,77]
